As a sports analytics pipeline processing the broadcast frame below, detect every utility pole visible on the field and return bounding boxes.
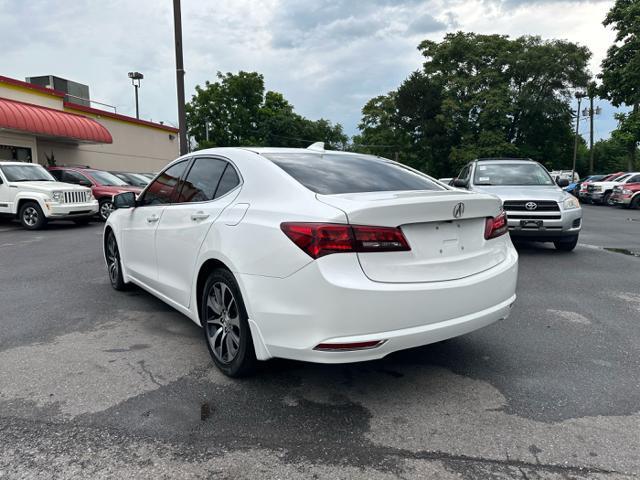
[173,0,188,156]
[589,95,594,174]
[585,82,601,175]
[572,91,586,182]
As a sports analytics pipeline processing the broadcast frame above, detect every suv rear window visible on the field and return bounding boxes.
[263,152,442,195]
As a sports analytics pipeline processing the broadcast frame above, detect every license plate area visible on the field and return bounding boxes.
[520,219,543,229]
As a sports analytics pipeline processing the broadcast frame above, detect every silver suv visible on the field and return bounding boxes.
[453,158,582,251]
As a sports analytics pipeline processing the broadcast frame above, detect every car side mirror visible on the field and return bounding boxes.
[557,178,569,188]
[453,178,468,188]
[79,179,92,187]
[113,191,137,209]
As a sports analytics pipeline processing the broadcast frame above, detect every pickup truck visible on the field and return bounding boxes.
[586,172,640,205]
[611,182,640,209]
[0,162,98,230]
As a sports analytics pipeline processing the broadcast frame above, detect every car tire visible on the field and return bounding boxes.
[105,230,127,291]
[19,201,47,230]
[631,196,640,210]
[73,217,92,226]
[602,192,612,206]
[99,199,114,221]
[201,269,256,377]
[554,236,578,252]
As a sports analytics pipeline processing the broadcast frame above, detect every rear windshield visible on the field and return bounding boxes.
[263,152,442,195]
[474,163,554,186]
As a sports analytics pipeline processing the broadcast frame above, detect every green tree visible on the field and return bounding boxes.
[600,0,640,170]
[352,92,411,158]
[186,71,347,150]
[355,33,591,177]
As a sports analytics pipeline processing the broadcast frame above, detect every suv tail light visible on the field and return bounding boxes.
[280,222,410,259]
[484,211,508,240]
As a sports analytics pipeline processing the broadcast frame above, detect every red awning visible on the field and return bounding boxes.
[0,97,112,144]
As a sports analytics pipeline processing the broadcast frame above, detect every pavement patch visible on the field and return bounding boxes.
[546,309,591,325]
[0,311,213,418]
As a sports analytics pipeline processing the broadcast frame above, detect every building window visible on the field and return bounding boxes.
[0,145,32,163]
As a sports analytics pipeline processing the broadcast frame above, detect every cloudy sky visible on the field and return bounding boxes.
[1,0,618,141]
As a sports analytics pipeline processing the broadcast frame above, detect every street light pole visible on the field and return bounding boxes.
[173,0,188,156]
[127,72,144,119]
[572,92,585,182]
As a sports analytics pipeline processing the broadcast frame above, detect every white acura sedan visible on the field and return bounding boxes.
[104,145,518,376]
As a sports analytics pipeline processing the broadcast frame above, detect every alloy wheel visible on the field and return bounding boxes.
[204,282,241,364]
[22,206,39,227]
[100,201,114,220]
[106,234,120,285]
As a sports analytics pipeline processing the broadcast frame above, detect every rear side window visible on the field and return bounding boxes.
[263,153,442,195]
[626,175,640,183]
[141,160,188,206]
[215,164,240,198]
[61,170,91,185]
[177,158,227,203]
[175,157,240,203]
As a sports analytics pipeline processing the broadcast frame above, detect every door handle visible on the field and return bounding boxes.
[146,214,159,223]
[191,211,210,221]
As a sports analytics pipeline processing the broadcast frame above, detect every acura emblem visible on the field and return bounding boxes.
[525,202,538,211]
[453,202,465,218]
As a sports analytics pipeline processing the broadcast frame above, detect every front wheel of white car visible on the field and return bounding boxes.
[202,269,256,377]
[105,231,127,290]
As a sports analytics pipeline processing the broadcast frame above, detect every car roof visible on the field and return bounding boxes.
[474,158,536,164]
[0,161,42,167]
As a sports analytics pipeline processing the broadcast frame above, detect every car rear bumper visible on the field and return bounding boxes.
[45,201,99,218]
[238,246,519,363]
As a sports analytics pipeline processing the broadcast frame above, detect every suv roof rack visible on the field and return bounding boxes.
[475,157,534,162]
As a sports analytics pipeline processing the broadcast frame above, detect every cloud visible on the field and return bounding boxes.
[0,0,619,141]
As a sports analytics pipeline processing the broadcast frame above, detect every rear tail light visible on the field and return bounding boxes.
[484,211,508,240]
[280,222,410,259]
[314,340,386,351]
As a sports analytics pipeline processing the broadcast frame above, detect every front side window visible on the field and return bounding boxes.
[0,164,55,182]
[140,160,188,206]
[626,175,640,183]
[473,163,554,186]
[264,153,442,195]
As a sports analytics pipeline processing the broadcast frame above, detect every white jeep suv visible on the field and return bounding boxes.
[0,162,98,229]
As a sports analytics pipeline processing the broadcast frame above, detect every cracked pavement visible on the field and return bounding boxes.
[0,204,639,479]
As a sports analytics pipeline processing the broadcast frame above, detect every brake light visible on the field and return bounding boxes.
[484,211,508,240]
[280,222,410,259]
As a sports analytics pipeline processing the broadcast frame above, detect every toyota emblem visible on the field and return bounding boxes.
[453,202,465,218]
[525,202,538,211]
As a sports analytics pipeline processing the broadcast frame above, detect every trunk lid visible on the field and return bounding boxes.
[317,190,506,283]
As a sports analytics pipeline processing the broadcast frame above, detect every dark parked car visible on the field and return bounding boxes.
[110,171,150,187]
[48,166,142,220]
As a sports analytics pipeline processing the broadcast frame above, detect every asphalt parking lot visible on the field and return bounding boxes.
[1,204,639,479]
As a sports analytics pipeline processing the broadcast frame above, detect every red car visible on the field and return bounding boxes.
[48,166,142,220]
[578,172,624,202]
[611,182,640,209]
